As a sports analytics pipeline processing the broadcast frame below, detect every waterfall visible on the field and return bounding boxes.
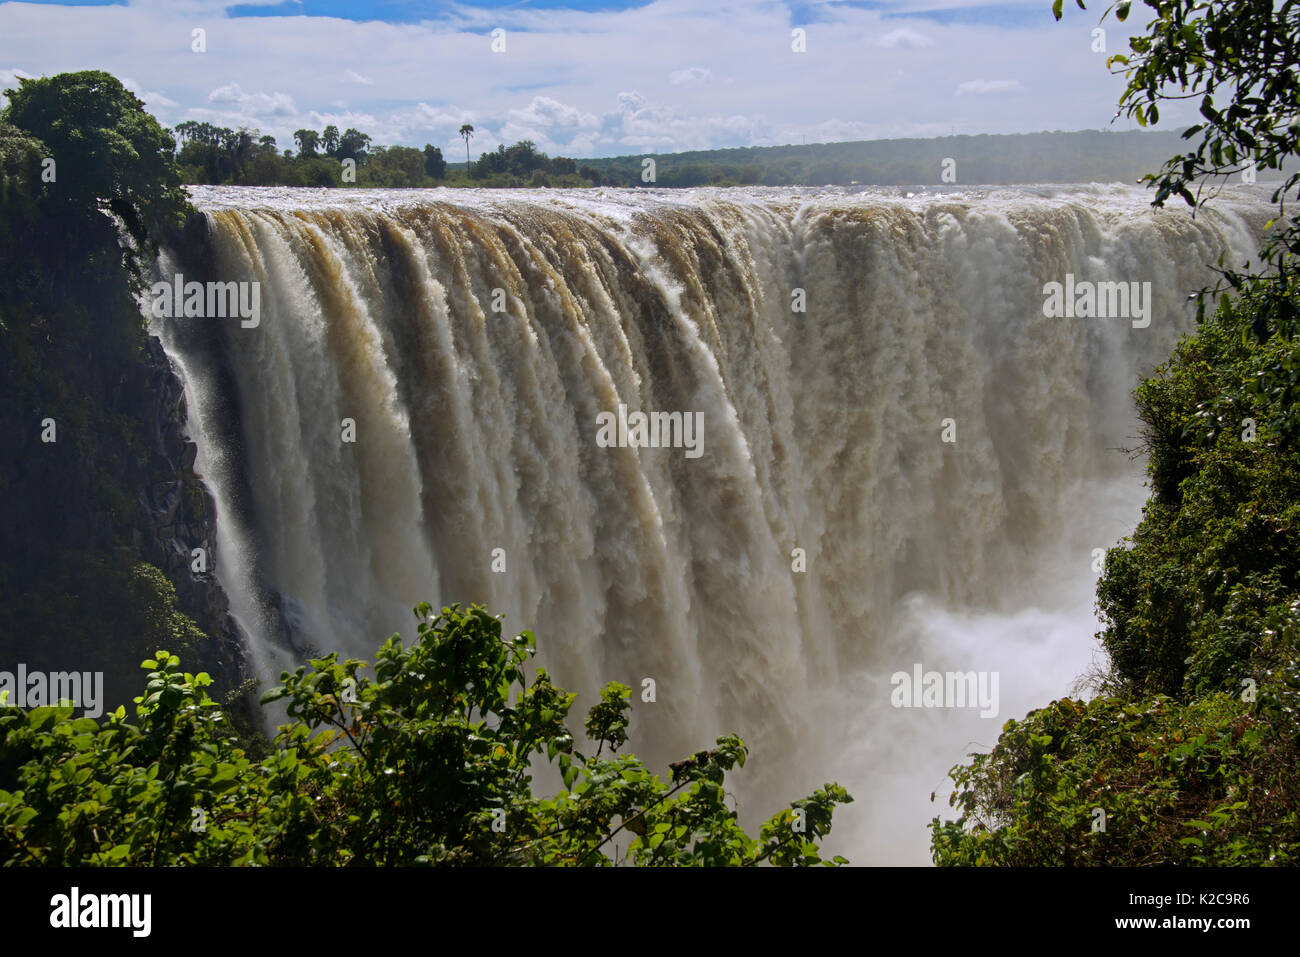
[154,184,1267,863]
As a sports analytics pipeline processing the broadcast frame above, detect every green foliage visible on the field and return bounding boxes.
[423,143,446,179]
[360,145,432,187]
[0,123,44,216]
[0,651,263,865]
[171,121,595,189]
[584,681,631,756]
[0,604,852,866]
[293,128,320,158]
[931,686,1299,865]
[2,559,206,714]
[1099,280,1300,699]
[2,71,188,280]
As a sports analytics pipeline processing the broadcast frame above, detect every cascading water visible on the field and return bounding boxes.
[153,184,1268,863]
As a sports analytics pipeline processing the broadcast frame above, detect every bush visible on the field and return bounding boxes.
[0,604,852,866]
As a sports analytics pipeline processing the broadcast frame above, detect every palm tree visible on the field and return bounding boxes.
[459,123,474,171]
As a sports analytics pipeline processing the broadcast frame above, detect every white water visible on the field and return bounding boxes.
[154,184,1268,864]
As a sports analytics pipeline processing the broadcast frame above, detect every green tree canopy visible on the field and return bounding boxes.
[2,70,188,275]
[423,143,446,179]
[293,128,320,157]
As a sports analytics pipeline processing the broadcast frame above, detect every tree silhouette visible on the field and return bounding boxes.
[459,123,474,171]
[293,129,319,158]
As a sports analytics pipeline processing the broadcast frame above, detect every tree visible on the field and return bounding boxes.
[337,127,371,165]
[459,123,474,169]
[2,70,189,277]
[0,604,852,866]
[293,128,320,157]
[321,124,340,156]
[362,145,425,186]
[231,129,254,180]
[423,143,446,179]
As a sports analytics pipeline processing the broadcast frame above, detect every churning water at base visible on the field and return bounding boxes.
[155,184,1268,864]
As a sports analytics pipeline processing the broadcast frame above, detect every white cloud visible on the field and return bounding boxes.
[955,79,1025,96]
[876,29,934,49]
[617,91,647,115]
[0,2,1135,157]
[509,96,599,132]
[121,75,178,109]
[669,66,712,87]
[207,83,297,117]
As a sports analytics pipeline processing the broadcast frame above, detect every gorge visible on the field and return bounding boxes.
[155,183,1269,863]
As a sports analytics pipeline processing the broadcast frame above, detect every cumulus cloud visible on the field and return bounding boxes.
[955,79,1024,96]
[669,66,712,86]
[207,83,297,117]
[617,91,647,114]
[509,96,600,132]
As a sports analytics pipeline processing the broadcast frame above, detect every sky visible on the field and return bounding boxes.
[0,0,1163,160]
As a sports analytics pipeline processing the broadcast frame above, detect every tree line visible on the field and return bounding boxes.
[171,121,1220,191]
[173,120,605,188]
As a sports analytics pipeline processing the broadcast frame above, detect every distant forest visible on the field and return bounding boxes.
[174,125,1223,189]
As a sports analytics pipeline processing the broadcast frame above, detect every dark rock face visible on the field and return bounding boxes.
[137,333,248,693]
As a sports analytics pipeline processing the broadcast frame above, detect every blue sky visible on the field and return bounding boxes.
[0,0,1160,159]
